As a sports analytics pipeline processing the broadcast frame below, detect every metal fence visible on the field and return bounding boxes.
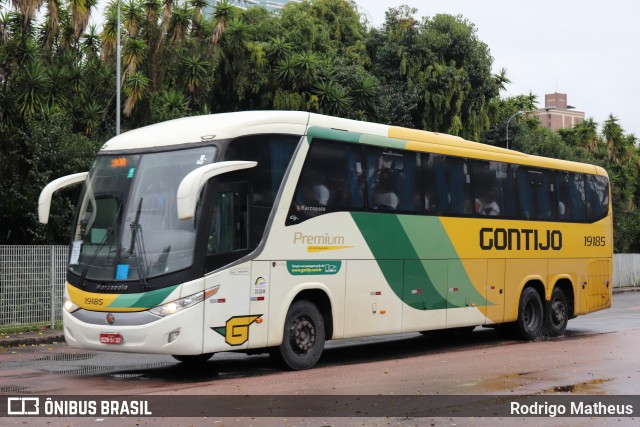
[0,246,639,329]
[0,245,68,329]
[613,253,640,289]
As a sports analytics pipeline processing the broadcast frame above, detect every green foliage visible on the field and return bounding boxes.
[1,0,638,251]
[482,96,640,252]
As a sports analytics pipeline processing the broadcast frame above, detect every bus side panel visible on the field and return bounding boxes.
[266,259,346,346]
[343,260,403,338]
[503,259,547,323]
[401,260,447,332]
[587,259,612,311]
[202,264,253,353]
[548,258,579,302]
[446,259,487,328]
[485,258,506,324]
[247,261,271,349]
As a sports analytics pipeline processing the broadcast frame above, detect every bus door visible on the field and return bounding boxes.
[202,183,255,352]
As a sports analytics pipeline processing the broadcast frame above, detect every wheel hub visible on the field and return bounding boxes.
[291,317,316,353]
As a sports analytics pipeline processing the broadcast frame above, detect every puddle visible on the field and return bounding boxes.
[546,378,611,394]
[110,373,145,379]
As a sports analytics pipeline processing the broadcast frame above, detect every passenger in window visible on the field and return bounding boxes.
[373,169,399,210]
[481,191,500,216]
[558,201,566,218]
[299,173,330,207]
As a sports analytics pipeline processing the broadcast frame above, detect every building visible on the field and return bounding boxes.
[537,93,585,131]
[207,0,302,14]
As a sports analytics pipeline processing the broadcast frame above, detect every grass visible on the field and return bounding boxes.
[0,321,63,334]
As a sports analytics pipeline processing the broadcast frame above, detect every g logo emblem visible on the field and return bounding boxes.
[212,315,262,346]
[106,313,115,325]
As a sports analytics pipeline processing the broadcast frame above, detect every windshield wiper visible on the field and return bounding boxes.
[128,197,151,289]
[78,226,115,288]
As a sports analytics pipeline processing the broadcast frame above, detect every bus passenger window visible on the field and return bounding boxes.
[286,139,364,225]
[365,148,420,213]
[586,175,609,221]
[471,160,511,217]
[428,155,471,216]
[557,172,586,221]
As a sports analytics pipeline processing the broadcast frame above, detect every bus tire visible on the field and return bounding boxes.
[271,300,325,371]
[543,287,569,337]
[515,287,543,341]
[172,353,214,364]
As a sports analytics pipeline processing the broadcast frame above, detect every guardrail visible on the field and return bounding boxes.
[0,246,638,328]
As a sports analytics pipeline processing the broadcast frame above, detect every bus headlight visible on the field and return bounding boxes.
[149,291,205,317]
[63,297,80,313]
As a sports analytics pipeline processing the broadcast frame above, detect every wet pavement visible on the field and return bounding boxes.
[1,289,639,425]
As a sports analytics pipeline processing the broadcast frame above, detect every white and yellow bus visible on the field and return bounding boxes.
[39,111,612,370]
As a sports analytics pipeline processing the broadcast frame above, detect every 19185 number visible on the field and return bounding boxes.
[584,236,606,247]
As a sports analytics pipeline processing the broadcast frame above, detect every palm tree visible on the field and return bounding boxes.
[312,80,352,116]
[492,67,511,94]
[602,114,623,163]
[122,0,144,37]
[79,98,103,135]
[210,0,234,48]
[41,0,61,51]
[100,3,118,60]
[69,0,96,45]
[266,36,293,63]
[351,73,378,113]
[160,0,173,35]
[81,25,101,58]
[574,117,599,153]
[190,0,207,25]
[274,55,297,88]
[11,0,44,35]
[180,52,208,93]
[167,2,191,45]
[292,51,319,90]
[122,37,147,76]
[16,61,52,117]
[123,70,149,116]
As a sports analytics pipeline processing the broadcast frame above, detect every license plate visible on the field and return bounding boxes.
[99,333,123,345]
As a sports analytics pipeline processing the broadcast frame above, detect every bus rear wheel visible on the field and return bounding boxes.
[515,287,543,341]
[172,353,214,364]
[271,300,325,371]
[543,287,569,337]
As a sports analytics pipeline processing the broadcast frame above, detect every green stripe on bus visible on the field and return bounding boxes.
[351,212,487,310]
[109,285,179,309]
[359,134,407,150]
[306,127,363,144]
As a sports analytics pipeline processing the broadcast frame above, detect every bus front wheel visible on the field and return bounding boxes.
[271,300,325,371]
[543,287,569,337]
[515,287,543,341]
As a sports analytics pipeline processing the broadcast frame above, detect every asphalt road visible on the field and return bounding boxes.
[1,290,640,426]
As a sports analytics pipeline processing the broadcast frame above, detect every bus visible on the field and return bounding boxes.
[39,111,612,370]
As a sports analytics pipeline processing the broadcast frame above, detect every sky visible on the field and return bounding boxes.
[354,0,640,138]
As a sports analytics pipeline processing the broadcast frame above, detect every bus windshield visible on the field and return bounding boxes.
[69,147,216,282]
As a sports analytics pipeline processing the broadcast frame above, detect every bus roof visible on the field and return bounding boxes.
[100,111,607,177]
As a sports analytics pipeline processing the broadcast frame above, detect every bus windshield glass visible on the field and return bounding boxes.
[69,147,216,282]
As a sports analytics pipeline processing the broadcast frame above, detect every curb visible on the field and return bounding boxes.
[0,333,65,349]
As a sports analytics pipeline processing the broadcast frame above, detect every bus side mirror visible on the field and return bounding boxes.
[38,172,89,224]
[177,161,257,220]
